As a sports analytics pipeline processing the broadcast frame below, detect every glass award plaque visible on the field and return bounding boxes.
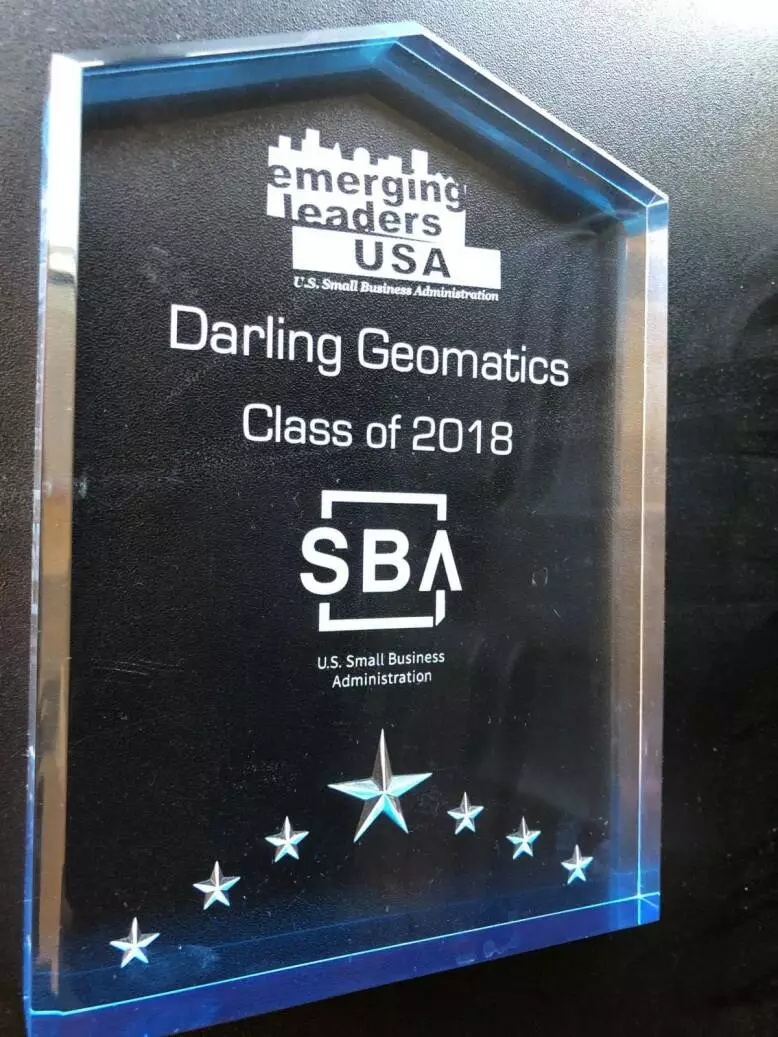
[27,23,667,1037]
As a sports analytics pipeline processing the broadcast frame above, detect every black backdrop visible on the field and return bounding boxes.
[2,3,777,1035]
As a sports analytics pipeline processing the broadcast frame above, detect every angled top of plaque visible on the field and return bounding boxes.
[50,22,666,209]
[29,22,667,1037]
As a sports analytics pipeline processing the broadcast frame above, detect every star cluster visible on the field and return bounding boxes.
[109,730,596,967]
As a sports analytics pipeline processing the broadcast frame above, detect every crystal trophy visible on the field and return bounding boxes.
[27,23,667,1036]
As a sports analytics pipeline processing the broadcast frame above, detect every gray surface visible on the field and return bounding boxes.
[2,2,778,1034]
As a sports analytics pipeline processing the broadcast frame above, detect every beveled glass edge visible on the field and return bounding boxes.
[401,27,666,204]
[67,21,421,65]
[26,23,669,1025]
[607,198,667,904]
[25,52,84,1027]
[639,198,668,897]
[62,23,664,210]
[28,895,656,1035]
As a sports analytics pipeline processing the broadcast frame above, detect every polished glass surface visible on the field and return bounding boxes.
[27,23,667,1036]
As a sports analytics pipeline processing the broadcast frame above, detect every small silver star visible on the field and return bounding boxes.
[328,729,432,842]
[447,791,484,834]
[265,816,309,862]
[562,844,593,884]
[109,918,159,967]
[193,861,241,909]
[506,817,541,858]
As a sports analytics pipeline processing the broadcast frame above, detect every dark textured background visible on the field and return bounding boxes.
[2,2,777,1035]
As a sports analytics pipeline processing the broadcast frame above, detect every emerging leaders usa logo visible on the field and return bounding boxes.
[266,128,501,294]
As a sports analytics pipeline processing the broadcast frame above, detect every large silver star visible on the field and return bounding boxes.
[328,729,432,842]
[562,844,593,884]
[265,816,309,862]
[447,791,484,834]
[506,817,541,858]
[193,861,241,909]
[109,917,159,967]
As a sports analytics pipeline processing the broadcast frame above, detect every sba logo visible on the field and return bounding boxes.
[300,490,461,632]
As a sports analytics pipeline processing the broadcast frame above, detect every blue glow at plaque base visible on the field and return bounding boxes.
[28,893,660,1036]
